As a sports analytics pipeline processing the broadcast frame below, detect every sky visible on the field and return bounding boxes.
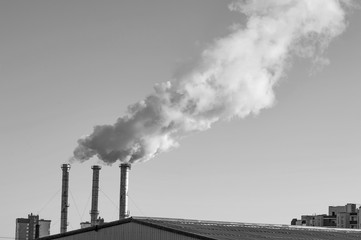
[0,0,360,238]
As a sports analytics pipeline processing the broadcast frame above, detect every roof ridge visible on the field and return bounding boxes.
[133,217,219,240]
[132,216,361,233]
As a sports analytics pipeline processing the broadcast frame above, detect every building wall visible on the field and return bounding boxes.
[39,220,51,237]
[44,222,200,240]
[314,215,324,227]
[301,215,315,226]
[16,214,51,239]
[346,204,357,213]
[329,206,346,216]
[349,213,358,229]
[15,221,29,240]
[337,213,350,228]
[295,220,304,226]
[28,214,39,240]
[322,216,336,227]
[80,222,91,229]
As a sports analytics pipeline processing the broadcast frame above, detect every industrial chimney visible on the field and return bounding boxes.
[119,163,131,219]
[90,165,101,226]
[60,164,70,233]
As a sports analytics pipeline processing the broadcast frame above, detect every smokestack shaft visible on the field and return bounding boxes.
[60,164,70,233]
[90,165,101,226]
[119,163,131,219]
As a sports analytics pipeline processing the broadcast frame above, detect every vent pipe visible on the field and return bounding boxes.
[60,164,70,233]
[119,163,131,219]
[90,165,101,226]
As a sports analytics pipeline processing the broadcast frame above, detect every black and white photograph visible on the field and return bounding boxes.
[1,0,361,239]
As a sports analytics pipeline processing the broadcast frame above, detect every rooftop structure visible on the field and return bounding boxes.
[119,163,131,219]
[90,165,101,226]
[39,217,361,240]
[60,164,70,233]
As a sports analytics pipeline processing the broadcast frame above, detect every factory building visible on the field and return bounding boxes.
[30,164,361,240]
[15,213,51,240]
[38,216,361,240]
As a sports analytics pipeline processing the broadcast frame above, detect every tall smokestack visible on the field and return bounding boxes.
[90,165,101,226]
[119,163,131,219]
[60,164,70,233]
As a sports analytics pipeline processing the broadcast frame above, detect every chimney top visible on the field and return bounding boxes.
[91,165,101,170]
[61,164,71,170]
[120,163,131,169]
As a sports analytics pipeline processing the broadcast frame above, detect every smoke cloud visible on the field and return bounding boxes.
[72,0,350,165]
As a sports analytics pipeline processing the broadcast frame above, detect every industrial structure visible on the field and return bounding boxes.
[57,163,131,235]
[291,203,361,229]
[119,163,131,219]
[18,163,361,240]
[90,165,101,226]
[38,216,361,240]
[60,164,71,233]
[35,165,361,240]
[15,213,51,240]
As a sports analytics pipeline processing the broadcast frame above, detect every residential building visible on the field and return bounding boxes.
[301,215,315,226]
[314,215,336,228]
[15,213,51,240]
[292,203,360,229]
[329,203,356,216]
[337,212,358,229]
[16,218,32,240]
[15,213,38,240]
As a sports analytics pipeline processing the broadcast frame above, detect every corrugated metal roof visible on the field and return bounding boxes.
[133,217,361,240]
[39,216,361,240]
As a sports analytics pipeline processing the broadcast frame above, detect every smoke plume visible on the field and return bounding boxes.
[72,0,350,165]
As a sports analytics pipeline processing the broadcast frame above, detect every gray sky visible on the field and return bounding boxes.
[0,0,360,238]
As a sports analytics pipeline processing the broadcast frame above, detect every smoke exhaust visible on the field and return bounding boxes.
[90,165,101,226]
[119,163,131,219]
[60,164,70,233]
[71,0,351,166]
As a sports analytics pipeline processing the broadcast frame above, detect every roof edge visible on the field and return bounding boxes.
[39,217,216,240]
[38,217,133,240]
[132,218,217,240]
[133,216,361,233]
[38,216,361,240]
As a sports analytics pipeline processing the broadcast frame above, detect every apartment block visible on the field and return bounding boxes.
[291,203,360,229]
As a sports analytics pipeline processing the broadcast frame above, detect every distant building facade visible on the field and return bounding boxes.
[15,213,51,240]
[292,203,360,229]
[80,222,91,229]
[39,219,51,237]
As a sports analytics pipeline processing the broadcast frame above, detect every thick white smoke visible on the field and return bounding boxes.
[72,0,350,165]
